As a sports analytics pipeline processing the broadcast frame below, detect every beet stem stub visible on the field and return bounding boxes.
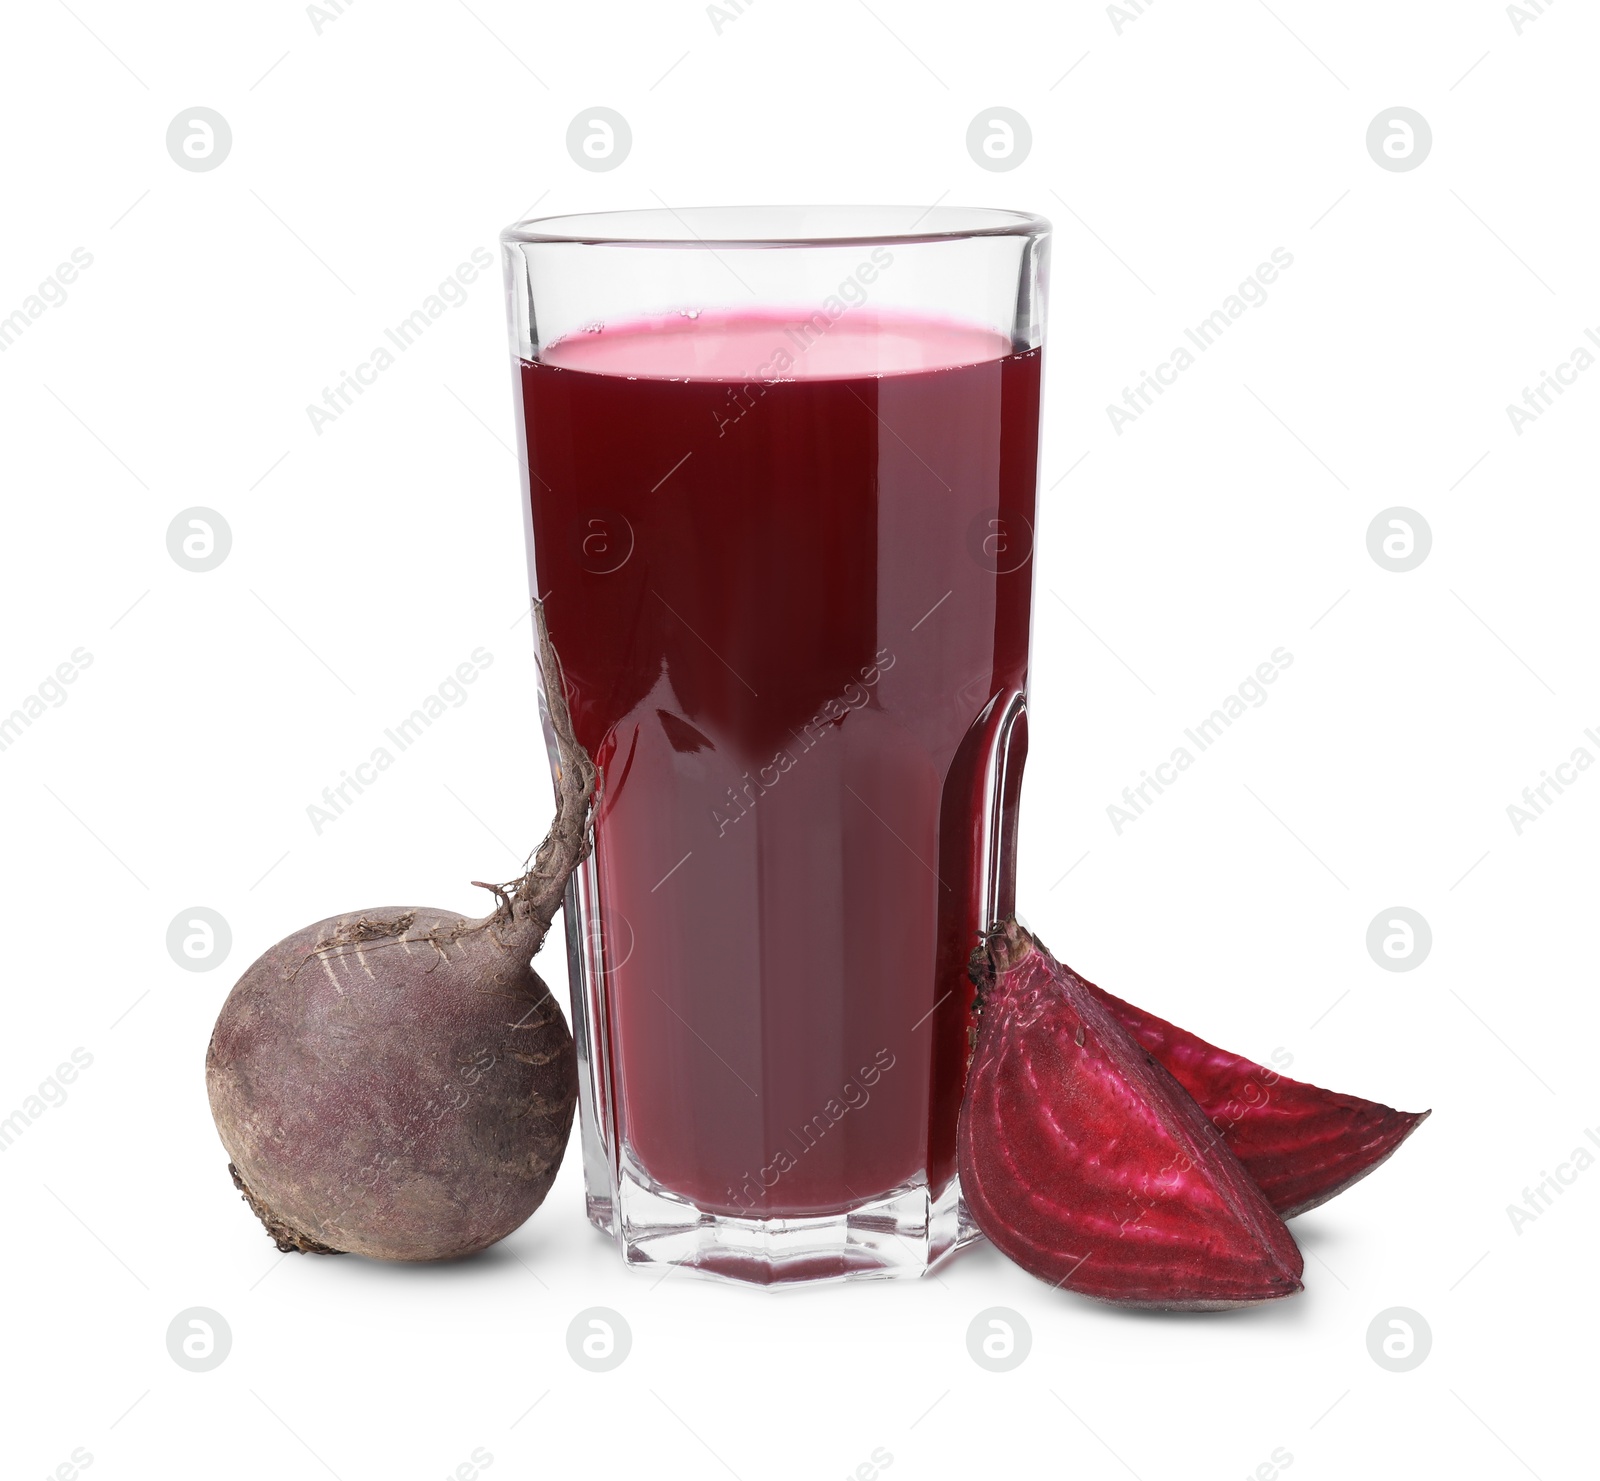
[506,601,599,953]
[958,920,1305,1309]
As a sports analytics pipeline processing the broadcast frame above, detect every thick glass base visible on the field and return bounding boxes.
[585,1156,983,1286]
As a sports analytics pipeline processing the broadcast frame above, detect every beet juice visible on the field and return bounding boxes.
[517,308,1040,1231]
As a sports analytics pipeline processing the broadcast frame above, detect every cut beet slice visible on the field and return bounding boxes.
[1083,982,1429,1218]
[959,920,1304,1309]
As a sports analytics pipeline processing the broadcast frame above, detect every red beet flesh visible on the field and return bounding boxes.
[1085,983,1429,1218]
[959,921,1304,1309]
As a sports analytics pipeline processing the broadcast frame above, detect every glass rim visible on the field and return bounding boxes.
[501,204,1050,250]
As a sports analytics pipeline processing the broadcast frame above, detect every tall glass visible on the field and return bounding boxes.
[503,206,1048,1284]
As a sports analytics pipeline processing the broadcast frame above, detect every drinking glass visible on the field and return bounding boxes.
[503,205,1048,1284]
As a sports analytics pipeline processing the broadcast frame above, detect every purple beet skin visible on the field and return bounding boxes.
[207,905,578,1260]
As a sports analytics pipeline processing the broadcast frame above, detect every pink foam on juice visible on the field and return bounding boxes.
[541,307,1014,380]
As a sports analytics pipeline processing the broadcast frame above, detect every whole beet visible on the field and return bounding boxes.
[206,605,596,1261]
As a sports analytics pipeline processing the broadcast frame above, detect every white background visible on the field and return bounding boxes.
[2,1,1595,1477]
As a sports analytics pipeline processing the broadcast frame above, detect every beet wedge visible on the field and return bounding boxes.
[1083,983,1429,1219]
[959,920,1304,1309]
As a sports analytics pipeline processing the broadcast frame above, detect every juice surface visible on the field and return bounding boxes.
[519,308,1040,1216]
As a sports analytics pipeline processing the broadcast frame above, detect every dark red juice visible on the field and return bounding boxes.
[517,311,1040,1217]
